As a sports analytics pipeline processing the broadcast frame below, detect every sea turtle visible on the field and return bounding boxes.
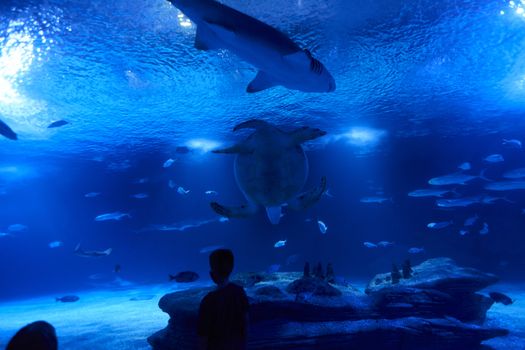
[210,119,327,224]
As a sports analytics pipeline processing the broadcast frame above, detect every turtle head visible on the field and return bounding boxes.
[292,126,327,144]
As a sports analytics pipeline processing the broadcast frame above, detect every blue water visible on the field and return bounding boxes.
[1,0,525,347]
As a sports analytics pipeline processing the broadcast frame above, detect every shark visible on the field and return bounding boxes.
[74,244,112,258]
[167,0,336,93]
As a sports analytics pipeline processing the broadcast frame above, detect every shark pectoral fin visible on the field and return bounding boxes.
[212,143,253,154]
[265,206,282,225]
[204,22,236,42]
[283,50,310,67]
[288,176,327,210]
[210,202,257,219]
[194,26,219,51]
[247,71,277,93]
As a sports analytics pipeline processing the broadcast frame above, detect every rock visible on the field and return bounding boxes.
[366,258,498,294]
[255,285,285,298]
[286,277,342,297]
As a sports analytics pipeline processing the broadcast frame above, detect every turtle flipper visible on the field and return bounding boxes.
[288,176,327,210]
[210,202,258,218]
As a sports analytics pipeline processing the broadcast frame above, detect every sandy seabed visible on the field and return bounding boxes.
[0,281,524,350]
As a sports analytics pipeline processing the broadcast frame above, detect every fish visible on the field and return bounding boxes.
[74,244,112,258]
[177,186,190,195]
[47,120,69,128]
[502,139,522,148]
[133,177,149,184]
[205,190,218,195]
[8,224,27,232]
[485,181,525,191]
[377,241,394,248]
[459,229,469,236]
[84,192,101,198]
[274,240,287,248]
[0,119,17,140]
[317,220,327,234]
[464,214,479,226]
[484,154,504,163]
[429,170,489,186]
[427,221,453,229]
[360,196,392,204]
[95,212,131,221]
[503,168,525,179]
[363,242,377,248]
[48,241,64,249]
[489,292,514,305]
[408,189,455,198]
[458,162,471,171]
[167,0,336,93]
[0,232,12,238]
[199,245,224,254]
[55,295,79,303]
[481,195,513,204]
[435,196,482,208]
[131,193,149,199]
[219,217,229,223]
[267,264,281,273]
[163,158,175,168]
[169,271,199,283]
[408,247,425,254]
[479,222,489,235]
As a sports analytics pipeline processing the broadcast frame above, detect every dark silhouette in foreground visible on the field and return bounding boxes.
[198,249,249,350]
[6,320,57,350]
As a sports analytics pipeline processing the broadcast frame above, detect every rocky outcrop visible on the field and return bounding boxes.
[148,258,508,350]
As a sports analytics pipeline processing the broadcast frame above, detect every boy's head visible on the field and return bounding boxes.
[209,249,234,285]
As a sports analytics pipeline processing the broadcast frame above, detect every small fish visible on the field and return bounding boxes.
[199,245,224,254]
[131,193,149,199]
[503,168,525,179]
[219,217,229,223]
[317,220,327,234]
[114,264,121,273]
[408,247,425,254]
[459,229,469,236]
[464,214,479,227]
[48,241,64,249]
[427,221,453,229]
[267,264,281,273]
[481,195,514,204]
[177,186,190,195]
[169,271,199,283]
[436,196,482,208]
[489,292,514,305]
[360,196,392,204]
[205,190,218,195]
[8,224,27,232]
[56,295,79,303]
[274,240,287,248]
[377,241,394,248]
[168,180,176,189]
[47,120,69,128]
[0,232,12,238]
[95,212,131,221]
[133,177,149,184]
[74,244,112,258]
[0,119,17,140]
[363,242,377,248]
[408,189,455,198]
[485,181,525,191]
[84,192,101,198]
[163,158,175,168]
[429,170,489,186]
[458,162,471,171]
[484,154,504,163]
[479,222,489,235]
[502,139,522,148]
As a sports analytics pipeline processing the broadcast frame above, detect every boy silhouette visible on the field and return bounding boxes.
[198,249,249,350]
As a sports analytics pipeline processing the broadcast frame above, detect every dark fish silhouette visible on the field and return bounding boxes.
[489,292,514,305]
[0,119,17,140]
[56,295,79,302]
[169,271,199,283]
[47,120,69,128]
[114,264,121,273]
